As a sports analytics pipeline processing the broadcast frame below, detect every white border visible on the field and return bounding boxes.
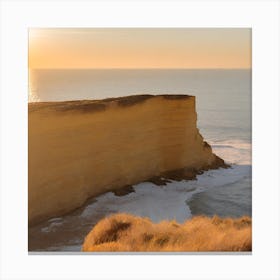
[1,0,279,279]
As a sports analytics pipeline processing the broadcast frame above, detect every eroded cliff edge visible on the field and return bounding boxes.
[29,94,227,225]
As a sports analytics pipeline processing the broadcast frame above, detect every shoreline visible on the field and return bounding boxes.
[28,163,248,252]
[29,159,228,227]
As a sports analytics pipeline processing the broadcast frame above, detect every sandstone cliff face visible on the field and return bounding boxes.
[29,95,226,224]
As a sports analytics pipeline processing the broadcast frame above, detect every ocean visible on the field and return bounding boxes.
[28,69,251,251]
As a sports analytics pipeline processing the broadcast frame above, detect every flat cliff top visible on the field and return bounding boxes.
[29,94,194,113]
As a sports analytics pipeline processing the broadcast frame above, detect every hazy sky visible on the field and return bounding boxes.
[29,28,251,69]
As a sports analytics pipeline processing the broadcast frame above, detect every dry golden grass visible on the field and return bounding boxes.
[82,213,252,252]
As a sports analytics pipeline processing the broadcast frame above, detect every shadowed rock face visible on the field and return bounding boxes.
[28,94,227,225]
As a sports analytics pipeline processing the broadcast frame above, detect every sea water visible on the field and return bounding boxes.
[28,69,251,251]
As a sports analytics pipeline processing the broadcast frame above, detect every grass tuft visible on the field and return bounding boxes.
[82,213,252,252]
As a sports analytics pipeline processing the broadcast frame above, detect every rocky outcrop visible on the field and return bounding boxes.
[29,95,227,225]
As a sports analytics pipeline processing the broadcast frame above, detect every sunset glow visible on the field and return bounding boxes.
[29,28,251,69]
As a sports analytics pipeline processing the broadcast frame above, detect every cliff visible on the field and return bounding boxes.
[29,94,227,225]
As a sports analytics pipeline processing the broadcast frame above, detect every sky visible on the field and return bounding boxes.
[29,28,251,69]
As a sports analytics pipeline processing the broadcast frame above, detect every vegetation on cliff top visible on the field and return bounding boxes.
[82,213,252,252]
